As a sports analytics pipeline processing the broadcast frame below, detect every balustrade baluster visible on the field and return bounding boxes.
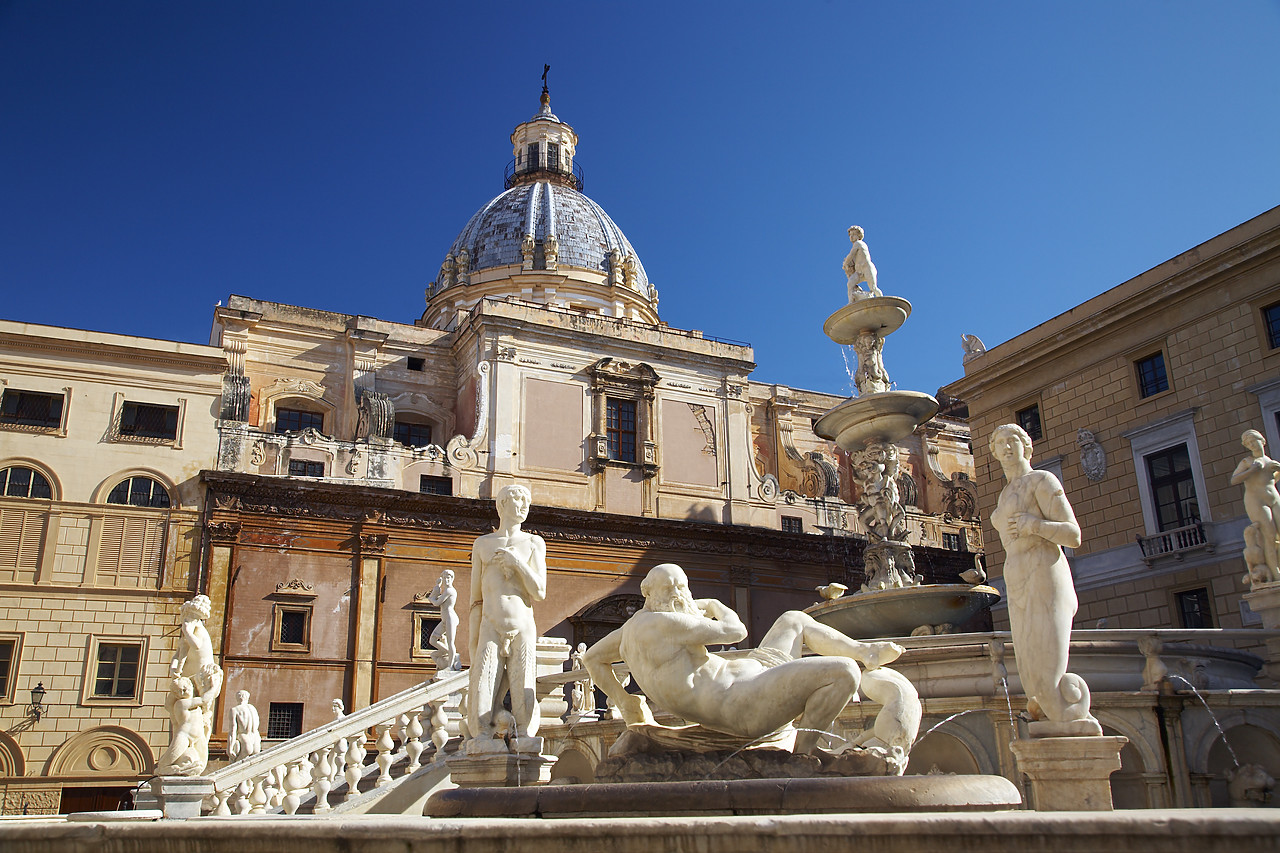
[267,764,286,808]
[403,710,424,773]
[234,779,252,815]
[429,701,449,752]
[375,722,395,787]
[211,787,232,816]
[344,729,366,801]
[249,775,269,814]
[282,759,310,815]
[311,746,333,813]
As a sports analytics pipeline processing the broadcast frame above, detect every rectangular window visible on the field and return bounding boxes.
[407,357,425,372]
[780,516,803,534]
[526,143,539,170]
[276,408,324,434]
[1135,353,1169,398]
[267,702,304,739]
[1016,404,1043,442]
[942,532,965,551]
[418,615,441,653]
[1265,303,1280,349]
[0,637,16,702]
[288,459,325,478]
[547,143,560,171]
[119,402,179,440]
[272,605,312,652]
[606,398,637,463]
[0,389,63,428]
[93,642,141,698]
[419,474,453,496]
[395,421,433,448]
[1175,587,1213,629]
[1145,444,1200,531]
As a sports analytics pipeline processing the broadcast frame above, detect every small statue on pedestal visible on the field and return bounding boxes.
[227,690,262,761]
[843,225,882,301]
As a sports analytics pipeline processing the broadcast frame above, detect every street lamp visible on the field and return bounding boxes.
[27,682,46,721]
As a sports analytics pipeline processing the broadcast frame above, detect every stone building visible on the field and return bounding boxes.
[943,205,1280,634]
[0,89,979,812]
[0,320,224,812]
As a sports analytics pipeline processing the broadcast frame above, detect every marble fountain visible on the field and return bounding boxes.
[807,227,1000,639]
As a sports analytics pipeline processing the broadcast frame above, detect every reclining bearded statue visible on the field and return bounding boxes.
[583,563,921,772]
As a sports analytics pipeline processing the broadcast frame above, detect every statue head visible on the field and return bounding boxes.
[1243,429,1266,454]
[576,642,587,653]
[848,225,864,241]
[440,569,455,586]
[989,424,1034,463]
[237,690,250,703]
[495,484,532,524]
[332,698,345,716]
[173,676,194,699]
[182,594,212,622]
[641,564,699,615]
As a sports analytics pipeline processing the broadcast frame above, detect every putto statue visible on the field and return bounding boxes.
[1232,429,1280,588]
[843,225,882,301]
[583,563,917,769]
[989,425,1100,736]
[227,690,262,761]
[427,569,461,671]
[157,595,224,775]
[466,484,547,746]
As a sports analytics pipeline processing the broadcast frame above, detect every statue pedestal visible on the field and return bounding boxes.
[1010,736,1126,811]
[1243,582,1280,684]
[447,738,556,788]
[138,776,214,818]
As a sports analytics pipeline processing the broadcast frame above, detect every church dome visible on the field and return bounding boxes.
[421,84,659,330]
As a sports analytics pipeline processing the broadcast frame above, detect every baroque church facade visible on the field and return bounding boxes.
[0,88,979,811]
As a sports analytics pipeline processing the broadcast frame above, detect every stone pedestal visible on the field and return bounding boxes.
[1243,582,1280,684]
[1010,736,1127,811]
[139,776,214,819]
[446,737,556,788]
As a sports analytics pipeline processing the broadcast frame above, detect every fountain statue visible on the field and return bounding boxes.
[156,595,223,775]
[583,563,921,776]
[1232,429,1280,588]
[806,227,999,638]
[227,690,262,761]
[989,423,1101,737]
[426,569,461,671]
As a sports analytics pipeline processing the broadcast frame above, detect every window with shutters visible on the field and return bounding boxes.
[96,514,166,588]
[0,505,45,583]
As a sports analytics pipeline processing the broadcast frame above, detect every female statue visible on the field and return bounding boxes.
[1231,429,1280,585]
[989,424,1100,735]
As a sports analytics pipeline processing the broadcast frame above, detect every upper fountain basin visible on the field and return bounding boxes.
[823,296,912,345]
[813,390,939,450]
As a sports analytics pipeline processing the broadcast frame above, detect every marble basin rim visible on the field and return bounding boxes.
[804,583,1001,640]
[812,391,940,451]
[823,296,912,345]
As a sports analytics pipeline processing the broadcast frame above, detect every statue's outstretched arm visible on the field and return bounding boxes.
[583,629,654,727]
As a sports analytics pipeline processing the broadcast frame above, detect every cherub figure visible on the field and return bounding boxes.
[155,677,208,776]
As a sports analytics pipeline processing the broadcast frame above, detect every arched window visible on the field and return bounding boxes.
[0,466,52,499]
[106,476,170,509]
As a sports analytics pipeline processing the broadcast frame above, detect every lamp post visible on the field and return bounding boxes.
[27,682,46,721]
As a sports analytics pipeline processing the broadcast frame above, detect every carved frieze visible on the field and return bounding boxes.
[206,521,241,543]
[359,533,389,554]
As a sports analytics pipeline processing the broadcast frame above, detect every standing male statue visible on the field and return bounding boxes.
[584,564,913,758]
[467,484,547,744]
[844,225,882,300]
[227,690,262,761]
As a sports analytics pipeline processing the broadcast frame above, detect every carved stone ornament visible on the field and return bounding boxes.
[961,334,986,363]
[274,579,316,597]
[1077,428,1107,481]
[359,533,389,554]
[206,520,242,543]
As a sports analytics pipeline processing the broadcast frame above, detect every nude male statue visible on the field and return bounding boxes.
[467,484,547,742]
[844,225,882,300]
[227,690,262,761]
[583,563,905,755]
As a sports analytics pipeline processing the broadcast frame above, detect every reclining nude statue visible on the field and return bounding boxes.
[583,563,920,770]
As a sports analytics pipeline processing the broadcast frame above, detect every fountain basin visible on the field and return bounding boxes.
[813,390,940,450]
[823,296,912,344]
[804,584,1001,639]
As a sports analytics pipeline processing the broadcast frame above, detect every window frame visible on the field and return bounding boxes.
[1123,409,1211,536]
[270,603,313,654]
[287,458,326,478]
[108,393,186,448]
[780,515,804,534]
[418,474,452,496]
[0,464,55,500]
[1015,402,1043,442]
[605,397,638,463]
[1144,444,1201,532]
[275,407,326,435]
[587,358,659,474]
[80,635,149,707]
[0,633,22,705]
[411,610,443,661]
[0,386,69,434]
[1172,586,1215,629]
[104,475,172,509]
[266,702,305,740]
[394,419,433,448]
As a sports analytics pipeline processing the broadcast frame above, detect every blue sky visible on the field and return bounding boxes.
[3,2,1278,399]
